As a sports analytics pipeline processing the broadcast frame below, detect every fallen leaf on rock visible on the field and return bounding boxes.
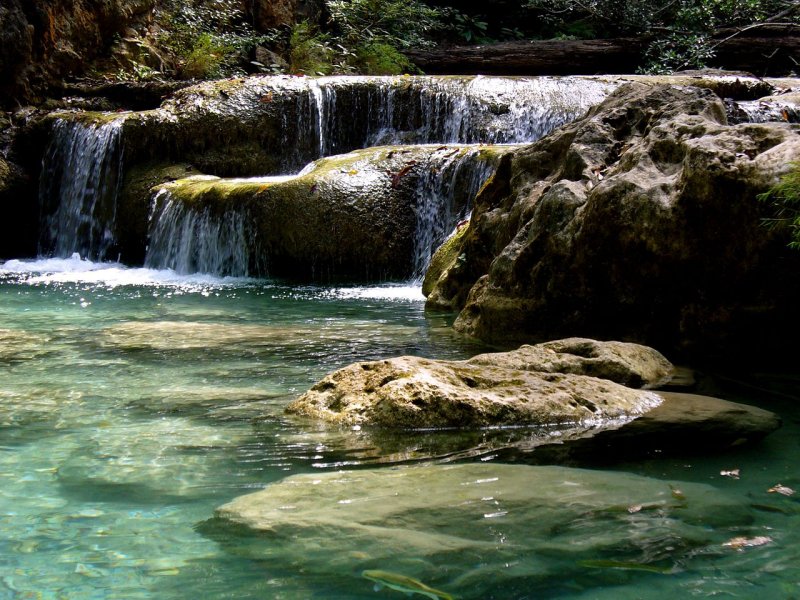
[722,536,772,550]
[721,469,740,479]
[767,484,795,496]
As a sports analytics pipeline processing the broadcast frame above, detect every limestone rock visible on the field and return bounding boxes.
[466,337,674,389]
[146,145,507,280]
[286,352,664,428]
[208,463,750,593]
[425,82,800,360]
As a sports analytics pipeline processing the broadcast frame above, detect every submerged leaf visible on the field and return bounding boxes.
[579,559,673,574]
[722,536,773,550]
[767,484,795,497]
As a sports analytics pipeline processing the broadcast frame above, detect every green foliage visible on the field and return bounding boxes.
[639,33,715,74]
[449,11,490,43]
[353,42,415,75]
[288,22,337,75]
[180,32,233,79]
[326,0,443,50]
[759,163,800,249]
[523,0,799,73]
[155,0,277,79]
[288,0,441,76]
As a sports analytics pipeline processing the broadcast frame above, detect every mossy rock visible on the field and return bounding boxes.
[422,223,468,297]
[151,144,511,281]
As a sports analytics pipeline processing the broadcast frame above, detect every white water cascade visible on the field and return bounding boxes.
[38,118,124,260]
[144,189,255,276]
[305,76,614,158]
[37,76,619,278]
[410,147,497,281]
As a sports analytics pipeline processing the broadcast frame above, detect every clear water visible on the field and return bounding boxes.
[0,258,798,599]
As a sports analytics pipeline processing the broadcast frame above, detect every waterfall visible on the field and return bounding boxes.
[305,76,614,158]
[144,189,254,277]
[732,99,800,124]
[411,148,495,280]
[38,118,124,260]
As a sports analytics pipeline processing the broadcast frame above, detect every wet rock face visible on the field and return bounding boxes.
[425,83,800,361]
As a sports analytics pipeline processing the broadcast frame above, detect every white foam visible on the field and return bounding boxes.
[0,254,252,289]
[326,285,424,302]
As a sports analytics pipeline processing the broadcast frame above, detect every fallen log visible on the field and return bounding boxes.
[406,25,800,77]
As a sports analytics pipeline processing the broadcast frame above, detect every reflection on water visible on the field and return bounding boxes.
[0,259,799,599]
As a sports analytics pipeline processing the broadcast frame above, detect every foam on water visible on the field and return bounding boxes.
[0,254,427,301]
[0,254,253,290]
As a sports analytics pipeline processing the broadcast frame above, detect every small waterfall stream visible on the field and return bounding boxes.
[304,76,612,158]
[144,189,255,276]
[38,118,124,261]
[411,148,496,280]
[37,76,617,275]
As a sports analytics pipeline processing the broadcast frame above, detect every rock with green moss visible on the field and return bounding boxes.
[148,144,511,280]
[422,221,468,299]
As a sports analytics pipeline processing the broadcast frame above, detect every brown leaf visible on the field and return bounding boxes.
[722,536,772,550]
[768,484,795,497]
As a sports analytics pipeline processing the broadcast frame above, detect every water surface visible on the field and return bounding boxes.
[0,257,798,599]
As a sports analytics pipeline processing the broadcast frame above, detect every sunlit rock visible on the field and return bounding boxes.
[466,337,674,389]
[286,343,666,428]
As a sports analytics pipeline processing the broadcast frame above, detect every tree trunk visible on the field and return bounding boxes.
[406,25,800,77]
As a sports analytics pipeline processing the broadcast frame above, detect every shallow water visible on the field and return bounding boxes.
[0,257,798,599]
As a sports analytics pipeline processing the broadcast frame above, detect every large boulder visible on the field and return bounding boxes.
[287,338,780,456]
[143,144,508,279]
[286,338,673,427]
[424,83,800,362]
[287,354,664,428]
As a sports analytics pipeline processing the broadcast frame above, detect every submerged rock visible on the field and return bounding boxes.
[208,463,750,594]
[496,391,780,464]
[425,82,800,361]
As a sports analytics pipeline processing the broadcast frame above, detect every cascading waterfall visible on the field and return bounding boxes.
[36,76,618,277]
[144,189,254,276]
[38,118,124,260]
[733,99,800,123]
[305,76,614,156]
[411,148,496,281]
